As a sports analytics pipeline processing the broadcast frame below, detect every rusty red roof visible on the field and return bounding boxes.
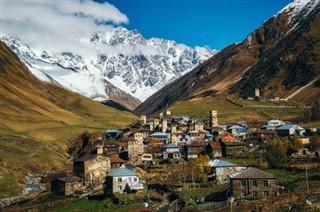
[118,142,128,147]
[208,142,221,150]
[188,141,206,147]
[109,155,125,163]
[219,134,236,141]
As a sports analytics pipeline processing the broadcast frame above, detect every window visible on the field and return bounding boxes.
[118,185,122,190]
[118,177,122,182]
[252,180,257,187]
[128,177,132,182]
[252,191,258,198]
[241,191,246,198]
[134,177,137,182]
[263,180,268,187]
[263,191,269,197]
[241,180,247,187]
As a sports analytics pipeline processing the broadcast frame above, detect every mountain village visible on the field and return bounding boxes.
[1,0,320,211]
[46,105,320,211]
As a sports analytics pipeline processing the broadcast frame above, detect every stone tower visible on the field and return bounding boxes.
[153,119,160,132]
[162,118,168,133]
[255,88,260,98]
[210,110,218,128]
[140,115,147,125]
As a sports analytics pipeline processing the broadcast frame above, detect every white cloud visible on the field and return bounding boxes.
[1,0,130,57]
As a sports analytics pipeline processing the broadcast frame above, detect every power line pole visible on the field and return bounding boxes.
[305,166,309,195]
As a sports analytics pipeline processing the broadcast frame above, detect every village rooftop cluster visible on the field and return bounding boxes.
[51,109,320,206]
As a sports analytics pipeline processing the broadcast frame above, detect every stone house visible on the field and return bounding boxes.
[109,154,125,170]
[128,139,144,164]
[185,141,206,159]
[228,167,277,199]
[220,141,246,157]
[207,160,244,183]
[51,176,83,196]
[149,132,170,144]
[162,143,181,160]
[73,154,111,190]
[144,146,163,159]
[105,167,144,195]
[205,142,222,158]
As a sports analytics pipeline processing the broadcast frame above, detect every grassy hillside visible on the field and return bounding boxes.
[135,4,320,117]
[0,41,138,198]
[168,97,309,125]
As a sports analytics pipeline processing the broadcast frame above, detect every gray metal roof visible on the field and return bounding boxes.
[150,132,168,136]
[228,167,276,179]
[276,124,298,130]
[228,125,245,130]
[107,167,137,177]
[164,143,179,149]
[208,159,238,167]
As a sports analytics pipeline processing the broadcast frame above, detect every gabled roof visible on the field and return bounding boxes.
[150,132,169,136]
[107,167,137,177]
[188,141,206,147]
[277,124,298,130]
[73,154,96,162]
[106,129,122,134]
[118,142,128,147]
[228,167,276,179]
[164,143,179,149]
[207,142,221,150]
[208,159,238,167]
[219,134,236,141]
[109,155,125,163]
[145,147,162,154]
[228,125,245,130]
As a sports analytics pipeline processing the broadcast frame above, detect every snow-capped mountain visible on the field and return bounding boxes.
[2,26,216,105]
[135,0,320,116]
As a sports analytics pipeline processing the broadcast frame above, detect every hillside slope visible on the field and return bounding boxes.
[135,0,320,116]
[0,41,137,198]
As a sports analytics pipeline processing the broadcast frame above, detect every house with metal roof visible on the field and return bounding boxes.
[106,129,122,139]
[276,124,304,136]
[205,142,222,159]
[228,167,277,199]
[161,143,181,160]
[207,159,245,183]
[149,132,170,144]
[267,119,285,127]
[105,167,144,194]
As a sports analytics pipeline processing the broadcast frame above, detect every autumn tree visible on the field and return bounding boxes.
[309,136,320,151]
[283,135,304,155]
[187,155,211,183]
[265,139,287,168]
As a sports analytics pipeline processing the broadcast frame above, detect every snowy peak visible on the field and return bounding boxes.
[2,26,216,104]
[278,0,320,23]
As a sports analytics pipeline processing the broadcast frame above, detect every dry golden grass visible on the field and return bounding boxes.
[0,41,138,198]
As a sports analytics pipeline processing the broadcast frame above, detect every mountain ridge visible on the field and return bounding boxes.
[1,26,216,107]
[134,0,320,116]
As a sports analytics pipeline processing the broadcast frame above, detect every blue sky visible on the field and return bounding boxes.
[97,0,292,50]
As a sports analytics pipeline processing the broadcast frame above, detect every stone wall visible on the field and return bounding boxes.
[83,156,111,190]
[231,178,277,199]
